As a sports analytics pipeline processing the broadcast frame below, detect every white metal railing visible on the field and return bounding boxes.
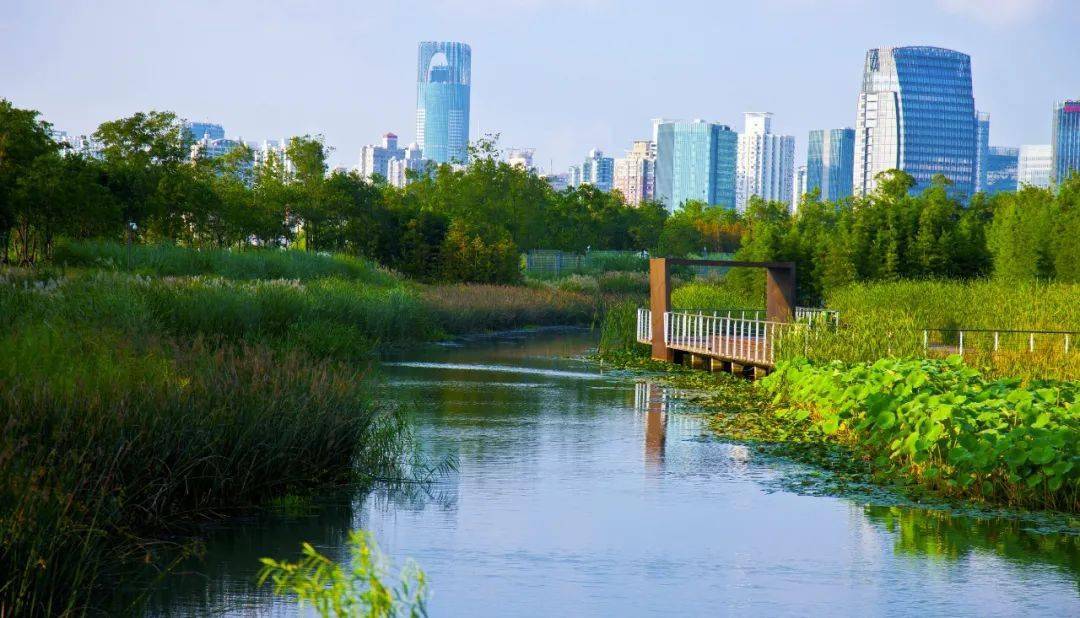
[637,309,790,366]
[795,307,840,327]
[922,327,1077,357]
[636,307,652,343]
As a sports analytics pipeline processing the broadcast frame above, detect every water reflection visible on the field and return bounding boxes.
[135,331,1080,615]
[634,381,668,469]
[864,505,1080,586]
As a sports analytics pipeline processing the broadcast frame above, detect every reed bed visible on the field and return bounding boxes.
[418,283,596,334]
[0,325,407,615]
[790,280,1080,380]
[670,280,763,312]
[54,239,397,285]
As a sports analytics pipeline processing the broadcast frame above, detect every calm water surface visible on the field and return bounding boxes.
[144,330,1079,616]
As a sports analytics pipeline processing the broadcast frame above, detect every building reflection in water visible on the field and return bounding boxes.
[634,381,668,469]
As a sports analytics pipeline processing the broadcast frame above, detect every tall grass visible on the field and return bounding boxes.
[54,239,397,285]
[418,283,596,334]
[0,325,408,615]
[789,280,1080,380]
[670,280,763,311]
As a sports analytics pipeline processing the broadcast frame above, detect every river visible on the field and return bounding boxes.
[141,330,1079,616]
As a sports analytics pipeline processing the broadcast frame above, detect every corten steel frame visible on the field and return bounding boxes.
[649,258,796,361]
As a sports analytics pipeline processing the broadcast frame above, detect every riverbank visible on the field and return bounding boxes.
[0,249,599,615]
[596,279,1080,514]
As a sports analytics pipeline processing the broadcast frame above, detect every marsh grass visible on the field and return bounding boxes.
[418,283,596,334]
[0,325,408,615]
[54,239,397,285]
[793,280,1080,380]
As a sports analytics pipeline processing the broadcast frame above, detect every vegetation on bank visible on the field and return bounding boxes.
[0,325,407,615]
[54,238,398,283]
[761,357,1078,512]
[259,531,428,617]
[785,279,1080,381]
[0,246,595,615]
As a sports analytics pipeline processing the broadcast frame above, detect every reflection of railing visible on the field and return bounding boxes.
[922,328,1076,356]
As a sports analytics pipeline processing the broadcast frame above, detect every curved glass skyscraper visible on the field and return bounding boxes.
[416,41,471,164]
[854,46,977,197]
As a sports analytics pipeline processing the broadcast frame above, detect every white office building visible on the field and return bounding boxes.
[736,112,795,211]
[1017,144,1052,189]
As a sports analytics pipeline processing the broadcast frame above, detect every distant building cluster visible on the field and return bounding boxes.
[55,41,1077,208]
[558,46,1078,213]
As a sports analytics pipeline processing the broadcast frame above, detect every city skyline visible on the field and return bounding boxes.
[4,1,1077,173]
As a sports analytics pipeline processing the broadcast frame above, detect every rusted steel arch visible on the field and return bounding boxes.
[648,258,796,361]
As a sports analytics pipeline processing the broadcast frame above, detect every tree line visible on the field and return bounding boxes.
[1,99,1076,291]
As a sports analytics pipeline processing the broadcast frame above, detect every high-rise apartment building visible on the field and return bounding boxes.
[985,146,1019,195]
[359,133,406,181]
[416,41,471,164]
[854,46,977,197]
[1052,100,1080,184]
[581,149,615,191]
[806,128,855,201]
[793,166,807,208]
[1017,145,1052,189]
[736,112,795,211]
[976,112,991,192]
[191,136,243,160]
[654,119,738,211]
[387,142,425,188]
[613,140,655,205]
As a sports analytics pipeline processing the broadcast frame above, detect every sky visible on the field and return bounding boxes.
[2,0,1078,172]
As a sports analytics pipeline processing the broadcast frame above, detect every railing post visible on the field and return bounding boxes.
[1067,334,1071,354]
[1030,333,1035,352]
[994,331,999,352]
[959,331,964,356]
[923,330,928,352]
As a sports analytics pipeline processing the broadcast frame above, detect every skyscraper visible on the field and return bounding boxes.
[613,140,655,205]
[1051,100,1080,184]
[976,112,991,192]
[854,46,977,197]
[806,128,855,202]
[416,41,471,164]
[1017,144,1052,189]
[654,119,738,211]
[984,146,1019,195]
[736,112,795,211]
[581,149,615,191]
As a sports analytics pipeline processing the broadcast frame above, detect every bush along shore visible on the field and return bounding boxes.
[761,357,1078,512]
[0,249,599,616]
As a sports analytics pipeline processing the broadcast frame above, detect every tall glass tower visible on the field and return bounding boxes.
[654,120,737,211]
[806,128,855,201]
[416,41,471,164]
[1051,100,1080,184]
[854,46,977,197]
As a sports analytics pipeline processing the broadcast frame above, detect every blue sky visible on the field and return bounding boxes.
[2,0,1077,171]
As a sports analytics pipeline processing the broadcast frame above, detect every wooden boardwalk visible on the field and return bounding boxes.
[637,309,793,372]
